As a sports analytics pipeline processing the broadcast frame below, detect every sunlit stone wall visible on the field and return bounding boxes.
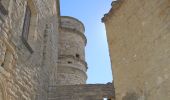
[103,0,170,100]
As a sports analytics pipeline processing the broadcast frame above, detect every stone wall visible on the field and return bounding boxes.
[103,0,170,100]
[48,84,115,100]
[0,0,59,100]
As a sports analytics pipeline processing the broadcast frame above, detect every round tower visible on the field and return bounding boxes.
[57,16,87,85]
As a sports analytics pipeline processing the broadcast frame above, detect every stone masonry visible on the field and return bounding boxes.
[103,0,170,100]
[57,16,87,85]
[0,0,115,100]
[49,16,115,100]
[48,84,114,100]
[0,0,59,100]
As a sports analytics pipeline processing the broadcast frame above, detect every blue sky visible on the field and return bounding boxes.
[60,0,113,84]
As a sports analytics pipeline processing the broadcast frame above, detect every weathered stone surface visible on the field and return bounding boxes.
[103,0,170,100]
[48,84,115,100]
[57,16,87,85]
[0,0,59,100]
[0,0,115,100]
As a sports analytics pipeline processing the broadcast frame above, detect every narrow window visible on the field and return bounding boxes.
[22,5,31,40]
[76,54,80,58]
[22,5,33,53]
[68,61,72,64]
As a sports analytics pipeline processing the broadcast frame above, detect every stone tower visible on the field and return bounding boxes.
[48,16,115,100]
[57,16,87,85]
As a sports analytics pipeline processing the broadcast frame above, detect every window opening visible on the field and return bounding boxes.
[22,5,31,40]
[21,5,33,53]
[76,54,80,58]
[68,61,72,64]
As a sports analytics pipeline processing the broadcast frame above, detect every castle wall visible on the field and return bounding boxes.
[48,84,115,100]
[0,0,59,100]
[103,0,170,100]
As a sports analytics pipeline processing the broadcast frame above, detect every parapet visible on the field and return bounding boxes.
[60,16,85,33]
[102,0,125,22]
[48,84,115,100]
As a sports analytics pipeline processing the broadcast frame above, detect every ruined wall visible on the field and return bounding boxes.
[103,0,170,100]
[0,0,59,100]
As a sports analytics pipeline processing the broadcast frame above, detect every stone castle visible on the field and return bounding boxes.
[0,0,169,100]
[0,0,114,100]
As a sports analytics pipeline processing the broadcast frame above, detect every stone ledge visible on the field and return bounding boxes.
[58,54,88,69]
[60,26,87,46]
[57,64,88,80]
